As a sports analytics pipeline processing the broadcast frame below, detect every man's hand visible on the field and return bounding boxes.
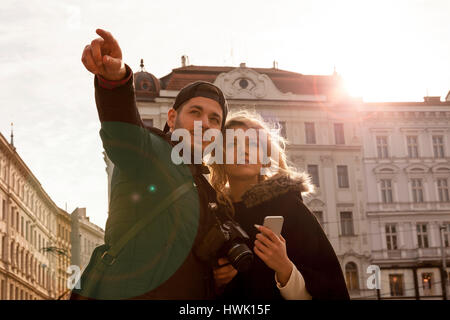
[81,29,126,81]
[213,258,237,291]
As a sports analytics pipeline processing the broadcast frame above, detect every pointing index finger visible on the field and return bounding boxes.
[96,28,117,45]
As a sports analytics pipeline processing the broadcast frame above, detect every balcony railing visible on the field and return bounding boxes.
[372,247,450,261]
[367,201,450,213]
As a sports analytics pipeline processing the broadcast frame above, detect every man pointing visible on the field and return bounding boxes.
[70,29,235,299]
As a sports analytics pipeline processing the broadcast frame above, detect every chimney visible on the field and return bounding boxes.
[181,55,188,67]
[273,61,278,69]
[240,62,246,68]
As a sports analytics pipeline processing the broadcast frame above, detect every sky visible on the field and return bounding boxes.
[0,0,449,229]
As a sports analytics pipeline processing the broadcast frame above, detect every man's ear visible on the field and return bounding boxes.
[167,108,177,132]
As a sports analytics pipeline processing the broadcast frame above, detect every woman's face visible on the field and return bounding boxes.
[223,124,263,180]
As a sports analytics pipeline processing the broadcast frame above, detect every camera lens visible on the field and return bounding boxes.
[227,243,253,272]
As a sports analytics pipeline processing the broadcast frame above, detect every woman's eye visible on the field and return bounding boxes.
[190,110,200,115]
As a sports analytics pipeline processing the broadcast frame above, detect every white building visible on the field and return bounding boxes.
[361,96,450,299]
[70,207,104,273]
[103,58,450,299]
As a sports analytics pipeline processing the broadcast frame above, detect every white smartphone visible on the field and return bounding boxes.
[263,216,284,237]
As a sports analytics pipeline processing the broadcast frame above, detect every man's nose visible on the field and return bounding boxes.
[201,115,211,130]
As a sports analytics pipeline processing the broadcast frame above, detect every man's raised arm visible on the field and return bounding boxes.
[81,28,144,127]
[81,29,169,174]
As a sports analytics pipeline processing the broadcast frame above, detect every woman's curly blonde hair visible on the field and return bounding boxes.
[209,109,312,214]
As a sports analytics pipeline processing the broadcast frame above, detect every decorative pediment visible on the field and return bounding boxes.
[404,164,430,174]
[373,164,400,174]
[213,65,326,101]
[431,164,450,173]
[307,198,326,208]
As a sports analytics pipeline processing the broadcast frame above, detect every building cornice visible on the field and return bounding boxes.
[0,132,62,215]
[287,144,361,152]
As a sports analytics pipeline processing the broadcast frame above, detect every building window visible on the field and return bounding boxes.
[389,274,404,296]
[411,179,424,203]
[142,119,154,128]
[313,211,324,227]
[376,136,389,158]
[1,235,5,259]
[337,165,349,188]
[10,242,14,266]
[422,273,433,296]
[380,179,393,203]
[385,224,398,250]
[442,223,450,247]
[334,123,345,145]
[307,165,320,187]
[407,136,419,158]
[432,135,445,158]
[340,212,354,236]
[417,223,429,248]
[437,178,449,202]
[305,122,316,144]
[0,280,4,300]
[345,262,359,291]
[1,199,5,220]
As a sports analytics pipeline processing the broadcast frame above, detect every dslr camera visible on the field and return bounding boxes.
[196,202,253,272]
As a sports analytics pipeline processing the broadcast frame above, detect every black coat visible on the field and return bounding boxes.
[71,65,220,299]
[221,173,350,300]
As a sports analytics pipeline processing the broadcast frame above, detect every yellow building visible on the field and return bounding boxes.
[0,132,69,300]
[55,209,71,300]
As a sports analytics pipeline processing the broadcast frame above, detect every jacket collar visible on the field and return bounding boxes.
[241,172,313,208]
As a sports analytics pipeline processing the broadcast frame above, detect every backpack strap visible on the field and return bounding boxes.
[98,181,194,268]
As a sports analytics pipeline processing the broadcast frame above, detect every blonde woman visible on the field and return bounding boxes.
[210,110,349,300]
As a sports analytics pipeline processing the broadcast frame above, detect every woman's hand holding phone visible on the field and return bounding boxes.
[254,224,293,287]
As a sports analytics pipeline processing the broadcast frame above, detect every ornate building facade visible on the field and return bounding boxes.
[361,98,450,299]
[55,209,71,299]
[0,132,67,300]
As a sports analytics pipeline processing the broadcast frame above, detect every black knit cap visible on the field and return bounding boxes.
[163,81,228,132]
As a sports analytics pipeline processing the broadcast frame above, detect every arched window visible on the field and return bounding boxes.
[345,262,359,291]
